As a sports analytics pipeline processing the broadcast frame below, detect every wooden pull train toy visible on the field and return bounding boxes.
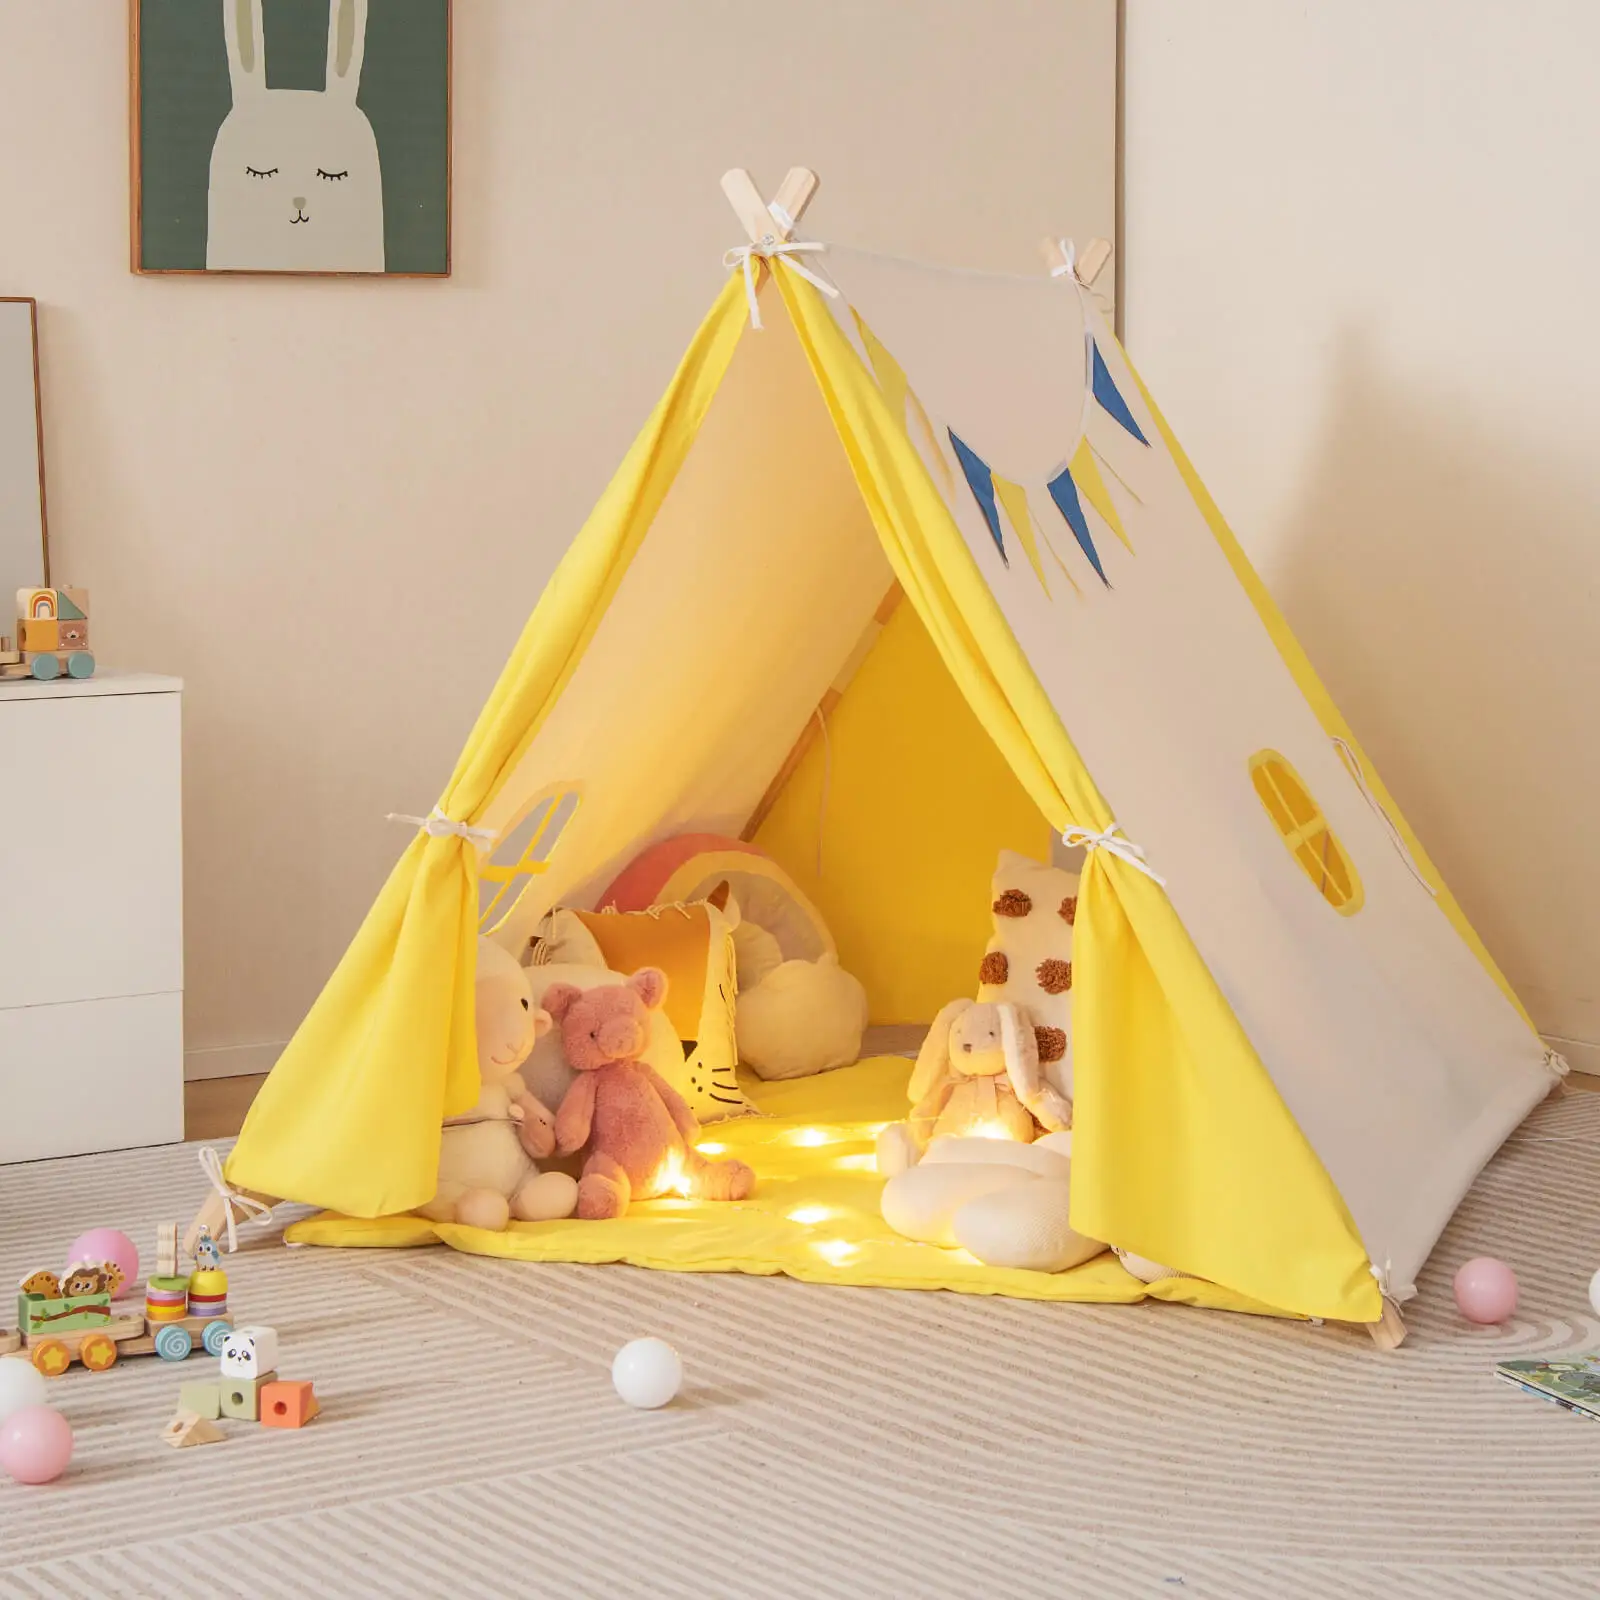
[0,1223,231,1376]
[0,586,95,682]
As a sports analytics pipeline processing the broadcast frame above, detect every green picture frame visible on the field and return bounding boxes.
[130,0,451,276]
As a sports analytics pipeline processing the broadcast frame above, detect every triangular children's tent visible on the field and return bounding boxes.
[209,169,1561,1336]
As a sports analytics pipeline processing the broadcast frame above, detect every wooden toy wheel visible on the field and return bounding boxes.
[65,652,93,679]
[79,1333,119,1371]
[30,1339,70,1377]
[201,1319,232,1357]
[153,1323,192,1362]
[28,654,59,682]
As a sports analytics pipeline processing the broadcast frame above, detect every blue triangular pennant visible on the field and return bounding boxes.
[1091,343,1148,445]
[1046,466,1110,587]
[948,429,1007,566]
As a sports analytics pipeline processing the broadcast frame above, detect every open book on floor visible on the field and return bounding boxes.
[1496,1355,1600,1420]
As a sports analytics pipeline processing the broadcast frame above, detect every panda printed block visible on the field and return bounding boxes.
[219,1324,280,1380]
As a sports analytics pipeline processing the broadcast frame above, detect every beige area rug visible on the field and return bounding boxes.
[2,1091,1598,1599]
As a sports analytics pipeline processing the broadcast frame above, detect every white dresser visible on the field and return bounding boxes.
[0,671,184,1161]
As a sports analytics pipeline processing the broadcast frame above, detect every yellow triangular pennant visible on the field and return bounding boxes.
[991,476,1048,595]
[851,309,908,421]
[1071,438,1132,552]
[852,310,957,499]
[907,387,957,499]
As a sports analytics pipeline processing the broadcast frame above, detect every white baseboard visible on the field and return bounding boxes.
[184,1041,284,1082]
[1545,1034,1600,1078]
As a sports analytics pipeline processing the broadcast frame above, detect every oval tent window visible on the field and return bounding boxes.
[1248,751,1364,916]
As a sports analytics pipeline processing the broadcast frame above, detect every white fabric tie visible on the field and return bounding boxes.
[1049,237,1077,279]
[722,238,839,329]
[387,806,498,851]
[1061,823,1167,887]
[197,1147,275,1255]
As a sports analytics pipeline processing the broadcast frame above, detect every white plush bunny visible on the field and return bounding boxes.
[207,0,384,272]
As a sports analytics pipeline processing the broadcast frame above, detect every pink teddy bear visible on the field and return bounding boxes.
[547,969,756,1220]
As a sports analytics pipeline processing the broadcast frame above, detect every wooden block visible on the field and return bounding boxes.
[18,617,57,652]
[220,1324,279,1379]
[162,1412,225,1449]
[17,587,56,621]
[58,619,88,650]
[57,587,88,620]
[156,1221,178,1279]
[219,1369,276,1421]
[179,1379,222,1420]
[259,1379,319,1429]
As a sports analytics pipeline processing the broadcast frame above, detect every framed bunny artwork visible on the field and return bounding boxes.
[130,0,451,276]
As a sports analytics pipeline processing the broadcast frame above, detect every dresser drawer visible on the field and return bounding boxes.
[0,688,183,1010]
[0,990,183,1161]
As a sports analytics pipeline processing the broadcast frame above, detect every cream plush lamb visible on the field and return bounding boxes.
[417,938,578,1231]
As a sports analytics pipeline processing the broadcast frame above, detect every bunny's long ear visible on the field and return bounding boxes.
[223,0,267,102]
[909,999,970,1104]
[325,0,370,101]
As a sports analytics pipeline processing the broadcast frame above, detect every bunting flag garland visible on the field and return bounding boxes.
[948,429,1008,566]
[992,475,1054,595]
[1091,342,1149,446]
[844,306,1152,593]
[853,309,956,497]
[1046,465,1110,587]
[1068,438,1131,552]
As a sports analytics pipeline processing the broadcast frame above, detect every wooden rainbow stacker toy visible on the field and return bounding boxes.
[0,1224,234,1376]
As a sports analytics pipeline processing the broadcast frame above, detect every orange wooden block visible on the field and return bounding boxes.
[258,1379,318,1429]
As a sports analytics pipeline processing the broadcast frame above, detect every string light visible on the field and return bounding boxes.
[696,1142,726,1156]
[791,1128,832,1148]
[812,1239,859,1265]
[787,1205,832,1226]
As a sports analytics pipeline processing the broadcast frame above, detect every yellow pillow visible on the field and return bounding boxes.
[535,903,754,1121]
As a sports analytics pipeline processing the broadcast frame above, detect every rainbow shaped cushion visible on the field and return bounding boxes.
[599,834,835,964]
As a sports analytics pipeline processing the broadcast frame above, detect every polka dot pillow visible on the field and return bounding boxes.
[976,850,1080,1101]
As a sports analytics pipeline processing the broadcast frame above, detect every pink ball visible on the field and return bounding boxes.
[63,1229,139,1297]
[1453,1256,1519,1324]
[0,1406,73,1484]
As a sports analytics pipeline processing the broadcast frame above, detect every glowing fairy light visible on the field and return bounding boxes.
[791,1127,832,1148]
[833,1154,876,1172]
[786,1205,832,1226]
[811,1239,859,1266]
[696,1142,726,1156]
[966,1119,1018,1141]
[657,1148,693,1197]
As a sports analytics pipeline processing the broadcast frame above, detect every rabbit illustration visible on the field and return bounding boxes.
[206,0,384,272]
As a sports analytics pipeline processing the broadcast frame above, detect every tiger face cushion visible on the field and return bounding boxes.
[975,850,1080,1098]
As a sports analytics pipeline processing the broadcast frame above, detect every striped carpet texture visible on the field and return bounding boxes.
[1,1089,1597,1599]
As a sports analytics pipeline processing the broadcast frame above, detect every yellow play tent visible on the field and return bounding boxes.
[200,170,1561,1340]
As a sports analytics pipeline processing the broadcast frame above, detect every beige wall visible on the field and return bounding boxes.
[1123,0,1600,1067]
[0,1,1114,1077]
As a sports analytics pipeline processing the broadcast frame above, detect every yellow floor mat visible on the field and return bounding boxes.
[286,1057,1283,1314]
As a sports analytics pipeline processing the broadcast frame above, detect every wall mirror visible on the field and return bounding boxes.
[0,299,48,618]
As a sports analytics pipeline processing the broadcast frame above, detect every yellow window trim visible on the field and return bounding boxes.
[479,787,582,934]
[1248,750,1364,916]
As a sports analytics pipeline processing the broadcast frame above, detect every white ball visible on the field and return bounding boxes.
[1589,1267,1600,1320]
[0,1359,48,1423]
[611,1338,683,1410]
